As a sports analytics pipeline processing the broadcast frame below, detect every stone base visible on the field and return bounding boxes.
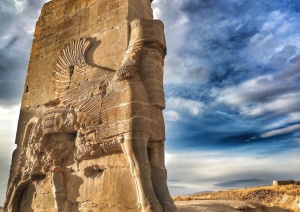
[17,154,139,212]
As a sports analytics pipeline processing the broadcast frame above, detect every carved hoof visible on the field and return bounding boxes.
[161,201,177,212]
[141,198,162,212]
[143,204,162,212]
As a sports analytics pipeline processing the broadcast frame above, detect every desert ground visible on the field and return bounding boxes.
[1,185,299,211]
[174,184,300,212]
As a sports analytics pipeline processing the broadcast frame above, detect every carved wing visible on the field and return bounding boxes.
[53,38,114,125]
[53,38,91,93]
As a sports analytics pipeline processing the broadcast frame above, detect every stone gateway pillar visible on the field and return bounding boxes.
[4,0,176,211]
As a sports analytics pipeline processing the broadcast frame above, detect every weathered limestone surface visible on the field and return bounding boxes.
[5,0,176,212]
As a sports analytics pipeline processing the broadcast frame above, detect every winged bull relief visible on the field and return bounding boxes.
[5,19,176,212]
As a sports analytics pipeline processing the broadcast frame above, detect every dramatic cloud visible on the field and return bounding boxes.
[246,10,300,64]
[217,71,300,117]
[166,97,205,117]
[153,0,211,85]
[260,124,300,138]
[153,0,300,150]
[166,150,300,195]
[153,0,300,195]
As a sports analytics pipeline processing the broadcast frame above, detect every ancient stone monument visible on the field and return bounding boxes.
[4,0,176,211]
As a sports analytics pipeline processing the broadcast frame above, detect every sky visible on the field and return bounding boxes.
[1,0,300,205]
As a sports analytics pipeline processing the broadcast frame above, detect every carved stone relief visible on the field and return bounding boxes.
[5,17,176,212]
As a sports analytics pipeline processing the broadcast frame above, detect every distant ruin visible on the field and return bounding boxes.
[4,0,176,211]
[273,180,300,186]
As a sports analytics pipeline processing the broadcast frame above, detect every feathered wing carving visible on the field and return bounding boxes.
[53,38,91,93]
[53,38,114,126]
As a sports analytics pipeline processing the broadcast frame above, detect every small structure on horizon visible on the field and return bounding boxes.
[273,180,300,186]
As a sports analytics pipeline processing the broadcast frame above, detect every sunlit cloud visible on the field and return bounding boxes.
[166,149,300,195]
[260,124,300,138]
[164,110,181,122]
[13,0,28,13]
[0,105,19,205]
[166,97,205,116]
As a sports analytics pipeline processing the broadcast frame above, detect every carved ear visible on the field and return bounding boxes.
[53,38,91,93]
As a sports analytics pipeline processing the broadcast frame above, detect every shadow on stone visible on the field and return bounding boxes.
[67,172,84,212]
[86,37,101,66]
[18,182,35,212]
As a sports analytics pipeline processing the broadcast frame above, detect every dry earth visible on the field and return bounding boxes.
[174,185,300,212]
[175,200,265,212]
[1,185,298,211]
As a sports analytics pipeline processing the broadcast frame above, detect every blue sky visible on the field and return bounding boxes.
[1,0,300,204]
[154,0,300,195]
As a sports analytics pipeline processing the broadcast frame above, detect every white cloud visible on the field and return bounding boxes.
[238,94,300,117]
[164,54,210,84]
[246,10,300,64]
[263,112,300,131]
[216,75,273,106]
[260,124,300,138]
[166,97,205,116]
[153,0,211,85]
[153,0,189,54]
[0,105,19,157]
[261,11,285,32]
[289,112,300,121]
[164,110,180,122]
[277,22,291,34]
[0,105,20,205]
[1,0,49,38]
[13,0,28,13]
[269,10,285,21]
[166,150,300,195]
[216,69,300,117]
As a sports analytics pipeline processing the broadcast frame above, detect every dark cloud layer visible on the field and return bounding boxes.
[155,0,300,191]
[214,179,269,188]
[154,0,300,155]
[0,36,27,106]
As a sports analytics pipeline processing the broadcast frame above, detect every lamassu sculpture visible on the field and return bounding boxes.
[5,18,176,212]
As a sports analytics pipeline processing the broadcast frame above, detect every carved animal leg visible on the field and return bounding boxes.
[123,132,162,212]
[148,142,177,212]
[51,169,70,212]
